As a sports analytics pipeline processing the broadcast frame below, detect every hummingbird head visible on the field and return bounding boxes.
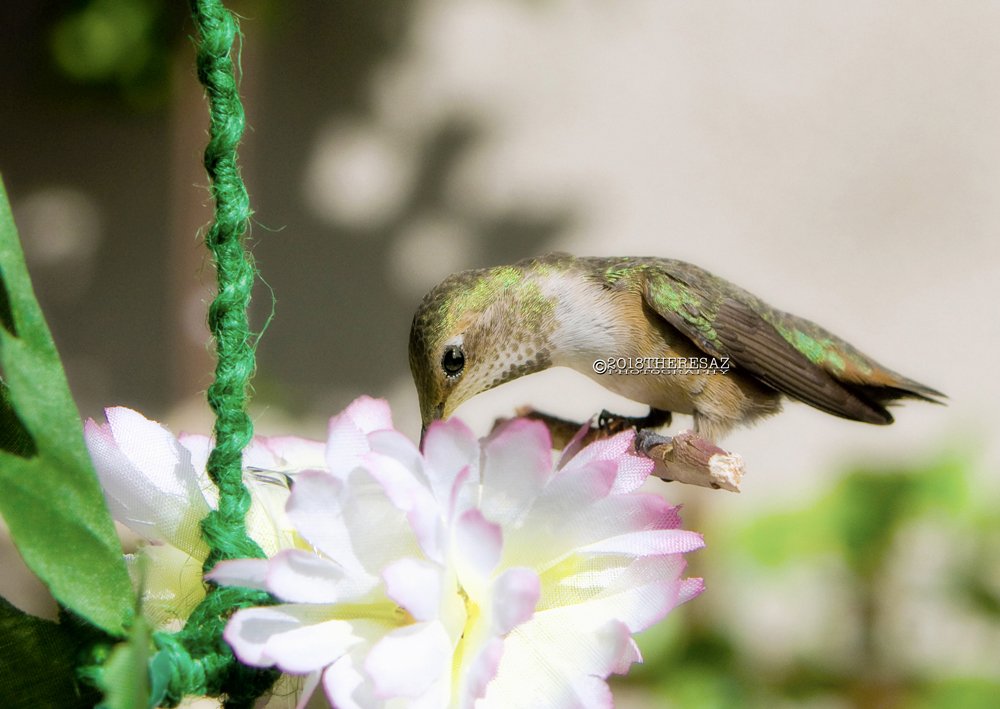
[409,265,556,435]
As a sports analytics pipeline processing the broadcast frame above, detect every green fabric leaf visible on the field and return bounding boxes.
[96,617,151,709]
[0,175,133,636]
[146,649,171,709]
[0,597,101,708]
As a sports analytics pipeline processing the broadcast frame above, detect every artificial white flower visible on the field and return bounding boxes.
[84,407,318,630]
[209,396,704,708]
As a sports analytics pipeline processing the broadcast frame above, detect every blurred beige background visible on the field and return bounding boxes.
[1,0,998,705]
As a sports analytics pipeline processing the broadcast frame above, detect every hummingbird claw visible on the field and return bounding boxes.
[597,409,632,434]
[597,408,673,435]
[635,429,673,455]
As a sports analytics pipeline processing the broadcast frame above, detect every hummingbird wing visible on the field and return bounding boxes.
[638,260,944,424]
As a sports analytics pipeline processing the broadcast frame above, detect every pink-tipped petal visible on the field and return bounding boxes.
[519,494,686,568]
[101,407,201,500]
[224,605,360,672]
[343,396,394,434]
[561,429,653,494]
[455,509,503,581]
[325,418,370,479]
[83,417,112,447]
[449,465,474,523]
[460,637,504,708]
[610,450,656,495]
[555,423,594,470]
[205,558,269,590]
[560,428,634,471]
[266,549,374,603]
[555,555,695,633]
[491,568,540,635]
[480,419,553,526]
[421,418,480,506]
[579,529,705,556]
[105,408,186,477]
[84,418,130,519]
[324,396,393,479]
[677,576,705,605]
[611,637,642,675]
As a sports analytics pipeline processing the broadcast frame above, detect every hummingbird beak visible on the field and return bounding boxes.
[418,402,445,451]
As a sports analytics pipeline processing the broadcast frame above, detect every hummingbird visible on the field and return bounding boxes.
[409,253,944,442]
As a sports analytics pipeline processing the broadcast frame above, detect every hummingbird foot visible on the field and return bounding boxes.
[597,408,672,435]
[497,407,744,491]
[635,429,672,454]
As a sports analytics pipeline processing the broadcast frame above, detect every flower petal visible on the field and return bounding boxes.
[323,649,383,709]
[555,423,594,470]
[324,396,393,479]
[85,409,210,557]
[285,471,369,573]
[483,615,632,708]
[491,568,540,635]
[508,493,686,571]
[480,419,554,527]
[455,509,503,589]
[421,417,480,511]
[677,576,706,605]
[206,558,269,590]
[578,528,705,556]
[265,618,365,674]
[561,429,652,494]
[287,470,421,584]
[104,407,198,496]
[460,637,504,709]
[224,605,368,673]
[365,434,444,562]
[365,621,452,700]
[542,554,700,633]
[131,545,205,632]
[383,557,442,622]
[257,435,326,471]
[344,396,394,434]
[266,549,373,603]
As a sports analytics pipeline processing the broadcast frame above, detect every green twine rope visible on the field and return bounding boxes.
[189,0,266,569]
[144,2,277,707]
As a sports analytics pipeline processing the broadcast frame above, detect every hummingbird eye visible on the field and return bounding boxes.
[441,345,465,378]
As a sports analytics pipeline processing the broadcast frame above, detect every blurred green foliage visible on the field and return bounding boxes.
[741,453,970,578]
[46,0,178,106]
[616,449,1000,708]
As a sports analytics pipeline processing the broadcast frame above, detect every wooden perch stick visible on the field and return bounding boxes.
[635,429,744,492]
[500,407,745,493]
